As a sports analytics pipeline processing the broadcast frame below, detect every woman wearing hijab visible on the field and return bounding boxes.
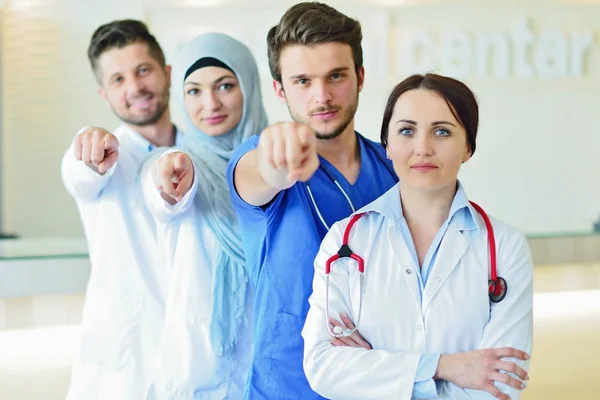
[141,32,268,399]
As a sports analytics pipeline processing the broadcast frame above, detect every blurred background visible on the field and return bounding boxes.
[0,0,599,398]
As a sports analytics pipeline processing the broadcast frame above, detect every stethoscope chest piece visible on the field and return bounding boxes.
[488,277,507,303]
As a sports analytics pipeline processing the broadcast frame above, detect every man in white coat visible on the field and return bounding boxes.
[61,19,182,400]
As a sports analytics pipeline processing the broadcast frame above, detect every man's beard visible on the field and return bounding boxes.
[113,88,169,127]
[289,93,358,140]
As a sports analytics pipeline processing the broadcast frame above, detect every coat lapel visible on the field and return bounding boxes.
[421,224,470,314]
[388,224,422,310]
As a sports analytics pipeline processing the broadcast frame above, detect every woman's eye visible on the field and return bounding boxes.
[435,128,450,137]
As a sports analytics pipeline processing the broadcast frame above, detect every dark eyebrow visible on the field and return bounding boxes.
[109,62,151,81]
[289,66,350,81]
[395,119,457,127]
[213,74,235,84]
[289,73,308,81]
[328,67,349,74]
[184,74,235,86]
[431,120,457,127]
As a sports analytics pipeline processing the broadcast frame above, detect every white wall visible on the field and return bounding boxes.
[0,0,144,237]
[1,0,599,237]
[384,2,600,234]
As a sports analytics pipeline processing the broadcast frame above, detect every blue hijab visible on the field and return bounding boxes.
[171,32,268,355]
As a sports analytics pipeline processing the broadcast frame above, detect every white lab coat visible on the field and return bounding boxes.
[302,183,533,400]
[140,149,253,400]
[62,125,182,400]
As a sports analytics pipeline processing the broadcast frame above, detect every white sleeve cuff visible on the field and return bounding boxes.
[143,149,199,221]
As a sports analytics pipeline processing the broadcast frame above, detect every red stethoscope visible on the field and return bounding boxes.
[325,200,507,338]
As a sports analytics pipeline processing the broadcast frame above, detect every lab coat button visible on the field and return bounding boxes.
[436,276,441,283]
[406,269,412,274]
[417,325,423,331]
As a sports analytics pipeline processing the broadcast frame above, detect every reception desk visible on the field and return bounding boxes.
[0,237,90,299]
[0,238,90,332]
[527,231,600,265]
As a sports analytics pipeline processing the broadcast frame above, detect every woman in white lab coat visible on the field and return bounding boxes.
[302,73,533,400]
[141,33,267,399]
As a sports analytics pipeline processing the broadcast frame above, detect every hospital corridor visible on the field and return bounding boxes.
[1,0,600,399]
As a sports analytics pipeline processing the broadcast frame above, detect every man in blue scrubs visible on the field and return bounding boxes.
[227,2,398,398]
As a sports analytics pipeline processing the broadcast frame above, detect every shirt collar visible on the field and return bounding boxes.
[359,180,480,232]
[122,123,184,152]
[447,181,479,232]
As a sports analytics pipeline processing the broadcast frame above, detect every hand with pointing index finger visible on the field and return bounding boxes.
[73,127,119,175]
[257,121,319,186]
[151,151,194,205]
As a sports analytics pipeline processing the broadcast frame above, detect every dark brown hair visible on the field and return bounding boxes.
[380,73,479,156]
[87,19,166,83]
[267,2,363,83]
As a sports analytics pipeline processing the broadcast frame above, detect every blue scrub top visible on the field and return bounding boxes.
[227,132,398,399]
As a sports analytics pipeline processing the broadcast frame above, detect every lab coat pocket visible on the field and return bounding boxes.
[270,311,307,398]
[78,286,143,370]
[150,309,228,398]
